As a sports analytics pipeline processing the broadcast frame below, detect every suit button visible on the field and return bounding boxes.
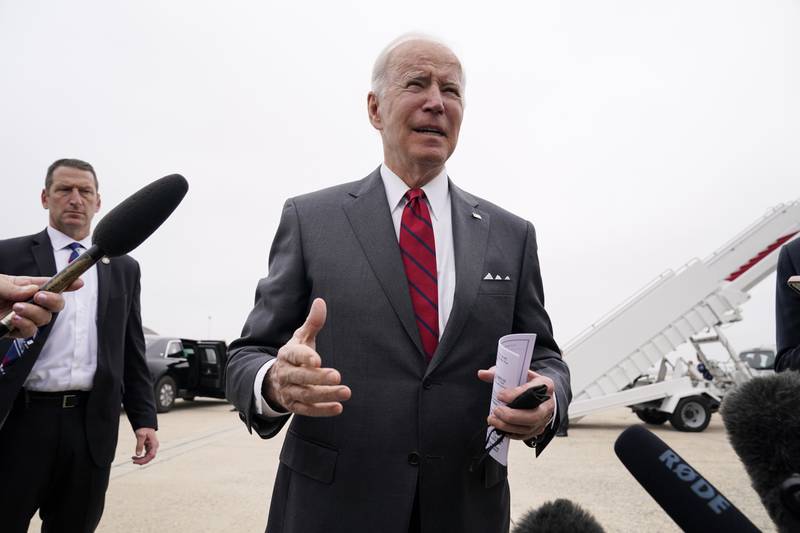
[422,379,432,390]
[408,452,421,466]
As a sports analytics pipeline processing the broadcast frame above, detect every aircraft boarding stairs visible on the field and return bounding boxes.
[565,200,800,430]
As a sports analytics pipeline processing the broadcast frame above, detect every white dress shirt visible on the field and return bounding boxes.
[24,226,99,392]
[253,165,457,416]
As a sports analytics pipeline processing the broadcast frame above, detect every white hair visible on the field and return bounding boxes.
[370,33,466,98]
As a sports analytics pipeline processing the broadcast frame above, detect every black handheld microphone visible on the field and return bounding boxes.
[0,174,188,338]
[721,372,800,532]
[512,499,605,533]
[614,425,760,532]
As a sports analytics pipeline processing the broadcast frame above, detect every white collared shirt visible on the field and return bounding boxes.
[24,226,99,391]
[253,165,457,416]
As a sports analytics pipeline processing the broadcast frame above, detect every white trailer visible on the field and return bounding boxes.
[565,201,800,431]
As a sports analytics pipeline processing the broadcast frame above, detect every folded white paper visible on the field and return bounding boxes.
[486,333,536,466]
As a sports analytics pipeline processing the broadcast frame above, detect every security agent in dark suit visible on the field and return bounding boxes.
[776,237,800,371]
[226,35,571,533]
[0,159,159,533]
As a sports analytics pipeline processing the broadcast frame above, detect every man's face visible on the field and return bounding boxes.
[368,40,464,181]
[41,166,101,240]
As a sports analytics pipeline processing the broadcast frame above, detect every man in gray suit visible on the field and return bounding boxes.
[226,35,571,533]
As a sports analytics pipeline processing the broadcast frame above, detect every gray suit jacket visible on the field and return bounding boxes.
[226,168,571,533]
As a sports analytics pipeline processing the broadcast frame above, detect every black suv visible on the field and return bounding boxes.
[145,335,228,412]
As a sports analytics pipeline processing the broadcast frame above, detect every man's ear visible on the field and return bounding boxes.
[96,193,101,213]
[41,188,49,210]
[367,92,382,130]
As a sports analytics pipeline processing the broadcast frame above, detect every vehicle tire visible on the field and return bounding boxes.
[155,375,177,413]
[670,396,711,432]
[635,409,670,425]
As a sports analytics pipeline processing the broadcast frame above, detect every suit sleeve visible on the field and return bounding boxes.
[514,222,571,454]
[775,245,800,372]
[122,261,158,430]
[226,199,309,438]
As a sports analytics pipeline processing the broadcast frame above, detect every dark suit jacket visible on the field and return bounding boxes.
[776,238,800,372]
[0,229,157,466]
[226,169,571,533]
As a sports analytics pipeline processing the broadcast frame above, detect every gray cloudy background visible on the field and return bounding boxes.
[1,1,798,355]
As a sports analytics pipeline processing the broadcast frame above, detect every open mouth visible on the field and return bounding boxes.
[413,127,446,137]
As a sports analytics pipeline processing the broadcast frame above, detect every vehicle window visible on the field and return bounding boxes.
[203,348,218,364]
[739,350,775,370]
[166,341,184,358]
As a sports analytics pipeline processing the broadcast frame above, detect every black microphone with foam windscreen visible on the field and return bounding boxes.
[721,372,800,533]
[614,425,760,532]
[512,499,605,533]
[0,173,188,338]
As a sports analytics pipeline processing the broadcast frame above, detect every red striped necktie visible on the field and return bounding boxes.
[399,189,439,360]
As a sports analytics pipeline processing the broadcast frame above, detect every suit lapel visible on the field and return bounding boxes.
[343,169,426,358]
[426,183,490,376]
[94,257,111,386]
[30,229,58,341]
[31,229,57,277]
[96,258,110,334]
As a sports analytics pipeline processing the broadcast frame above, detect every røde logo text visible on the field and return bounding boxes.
[659,450,732,515]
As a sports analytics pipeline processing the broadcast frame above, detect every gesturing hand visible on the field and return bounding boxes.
[264,298,351,417]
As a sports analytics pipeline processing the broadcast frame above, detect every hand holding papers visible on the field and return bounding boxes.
[483,334,549,466]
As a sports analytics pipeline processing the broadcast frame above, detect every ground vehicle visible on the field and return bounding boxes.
[566,200,800,432]
[145,335,228,412]
[738,346,776,376]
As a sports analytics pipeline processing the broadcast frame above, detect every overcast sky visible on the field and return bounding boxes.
[2,1,798,359]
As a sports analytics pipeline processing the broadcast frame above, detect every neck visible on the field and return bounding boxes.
[385,160,444,189]
[51,224,89,241]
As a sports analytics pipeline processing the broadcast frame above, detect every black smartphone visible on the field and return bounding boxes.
[506,384,549,410]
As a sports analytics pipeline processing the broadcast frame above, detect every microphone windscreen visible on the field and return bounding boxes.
[512,499,604,533]
[614,425,759,532]
[721,372,800,531]
[92,174,188,256]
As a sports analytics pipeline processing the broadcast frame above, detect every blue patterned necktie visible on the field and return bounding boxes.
[0,242,82,374]
[67,242,83,263]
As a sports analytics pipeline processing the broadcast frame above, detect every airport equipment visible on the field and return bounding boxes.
[566,201,800,431]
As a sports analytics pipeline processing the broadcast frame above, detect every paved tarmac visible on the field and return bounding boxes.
[28,399,775,532]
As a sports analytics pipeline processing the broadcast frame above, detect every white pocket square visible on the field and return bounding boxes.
[483,272,511,281]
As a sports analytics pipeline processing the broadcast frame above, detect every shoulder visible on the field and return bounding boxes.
[783,237,800,260]
[0,231,42,252]
[109,254,141,277]
[282,169,382,222]
[452,183,533,235]
[289,175,373,210]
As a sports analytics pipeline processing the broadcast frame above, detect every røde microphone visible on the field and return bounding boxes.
[0,174,188,338]
[614,425,759,532]
[512,499,605,533]
[721,372,800,532]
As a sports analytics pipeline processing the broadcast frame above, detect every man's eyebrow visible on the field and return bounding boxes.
[399,70,430,81]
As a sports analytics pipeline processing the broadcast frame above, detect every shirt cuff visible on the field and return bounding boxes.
[550,392,558,429]
[253,359,291,418]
